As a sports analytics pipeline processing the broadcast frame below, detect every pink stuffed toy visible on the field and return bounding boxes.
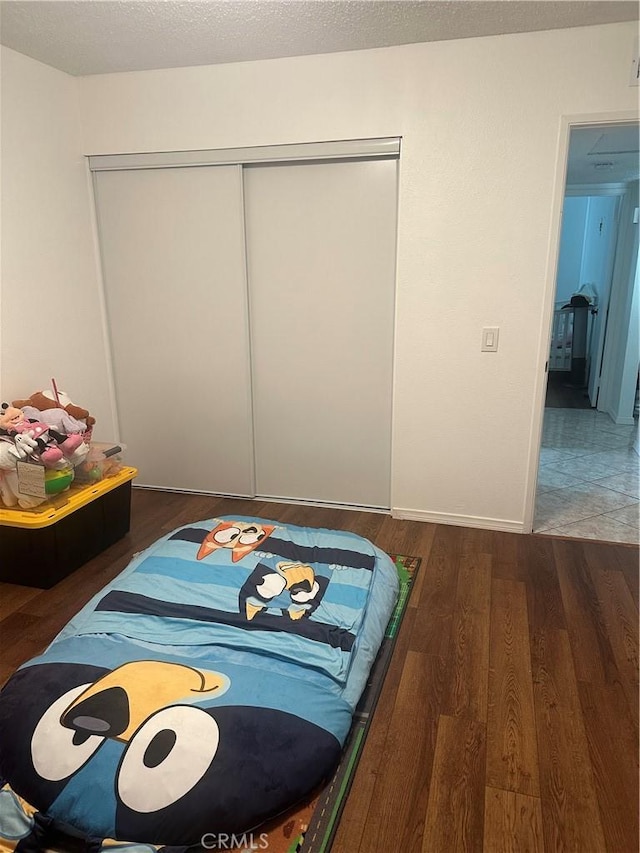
[0,403,83,468]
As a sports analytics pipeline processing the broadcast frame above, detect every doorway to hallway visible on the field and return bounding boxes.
[533,121,639,543]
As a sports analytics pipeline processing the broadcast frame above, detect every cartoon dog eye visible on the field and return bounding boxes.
[290,581,320,603]
[212,526,240,545]
[238,526,265,545]
[117,705,219,813]
[31,684,106,781]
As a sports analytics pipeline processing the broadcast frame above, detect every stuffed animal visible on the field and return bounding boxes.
[0,408,38,459]
[12,390,95,429]
[21,405,87,435]
[0,403,85,468]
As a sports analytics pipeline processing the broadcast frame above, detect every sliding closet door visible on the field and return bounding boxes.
[94,165,254,494]
[244,158,397,508]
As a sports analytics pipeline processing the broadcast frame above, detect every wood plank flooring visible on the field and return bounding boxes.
[0,489,638,852]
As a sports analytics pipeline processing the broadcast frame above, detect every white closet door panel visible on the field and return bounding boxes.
[245,159,397,507]
[95,166,254,494]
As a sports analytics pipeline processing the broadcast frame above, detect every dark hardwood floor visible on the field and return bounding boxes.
[1,489,638,852]
[545,371,592,409]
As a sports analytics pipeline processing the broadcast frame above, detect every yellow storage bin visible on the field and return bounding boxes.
[0,467,137,587]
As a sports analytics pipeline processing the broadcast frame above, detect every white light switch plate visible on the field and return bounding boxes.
[482,327,499,352]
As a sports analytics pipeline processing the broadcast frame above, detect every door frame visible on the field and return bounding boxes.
[585,193,621,407]
[523,109,639,535]
[597,178,640,424]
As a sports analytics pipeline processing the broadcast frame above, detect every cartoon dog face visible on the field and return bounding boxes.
[196,521,274,562]
[0,661,340,846]
[239,562,326,621]
[56,660,228,742]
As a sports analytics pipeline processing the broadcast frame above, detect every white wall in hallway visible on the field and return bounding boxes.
[556,197,589,303]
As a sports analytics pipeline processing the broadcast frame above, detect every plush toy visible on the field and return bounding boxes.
[0,405,42,461]
[21,405,87,435]
[0,403,85,468]
[12,391,95,429]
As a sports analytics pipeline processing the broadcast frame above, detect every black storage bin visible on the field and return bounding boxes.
[0,468,136,589]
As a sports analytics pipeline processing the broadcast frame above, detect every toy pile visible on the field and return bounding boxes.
[0,389,114,510]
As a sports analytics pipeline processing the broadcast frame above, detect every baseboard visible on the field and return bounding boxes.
[132,485,389,514]
[258,495,389,514]
[391,507,525,533]
[601,406,636,426]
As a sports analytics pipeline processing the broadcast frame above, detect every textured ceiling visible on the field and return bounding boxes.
[0,0,638,77]
[566,124,640,187]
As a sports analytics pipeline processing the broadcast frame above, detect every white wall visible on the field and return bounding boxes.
[3,22,638,530]
[556,197,589,303]
[0,47,116,438]
[581,196,620,296]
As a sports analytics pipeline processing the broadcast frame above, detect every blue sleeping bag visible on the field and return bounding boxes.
[0,516,398,850]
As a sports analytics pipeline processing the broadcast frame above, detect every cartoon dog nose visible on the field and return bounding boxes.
[62,686,130,739]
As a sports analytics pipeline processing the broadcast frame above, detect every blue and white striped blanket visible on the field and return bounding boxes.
[0,516,398,850]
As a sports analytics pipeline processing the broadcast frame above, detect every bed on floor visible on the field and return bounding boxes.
[0,515,399,851]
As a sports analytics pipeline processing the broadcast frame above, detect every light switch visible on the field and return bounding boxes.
[482,327,499,352]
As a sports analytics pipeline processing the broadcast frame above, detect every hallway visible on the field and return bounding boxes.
[534,406,639,543]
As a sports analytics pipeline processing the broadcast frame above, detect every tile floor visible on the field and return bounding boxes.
[534,406,639,544]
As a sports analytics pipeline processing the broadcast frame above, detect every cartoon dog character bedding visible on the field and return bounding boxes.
[0,516,399,850]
